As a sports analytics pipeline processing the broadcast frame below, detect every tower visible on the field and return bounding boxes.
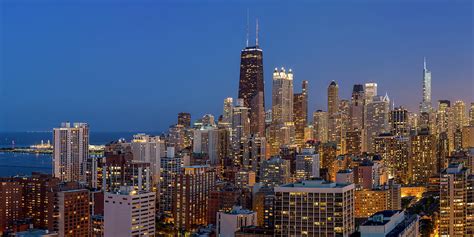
[420,57,432,113]
[238,20,265,136]
[294,80,308,146]
[53,122,89,182]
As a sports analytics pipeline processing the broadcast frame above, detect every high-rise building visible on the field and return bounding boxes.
[350,84,365,130]
[328,81,339,117]
[420,57,432,113]
[409,130,436,184]
[469,102,474,126]
[104,187,156,237]
[53,122,89,182]
[313,110,328,143]
[359,210,419,237]
[233,99,251,166]
[131,134,165,187]
[173,165,216,230]
[216,207,257,237]
[295,148,320,180]
[365,95,390,153]
[103,152,152,193]
[374,134,410,184]
[339,99,351,154]
[274,179,355,236]
[56,189,91,236]
[238,27,265,137]
[294,80,308,146]
[354,182,401,218]
[159,147,182,215]
[453,100,467,129]
[439,163,472,236]
[268,68,295,155]
[328,81,339,143]
[178,112,191,128]
[364,82,377,102]
[345,130,362,156]
[0,181,23,234]
[222,97,234,125]
[390,106,409,137]
[259,157,290,188]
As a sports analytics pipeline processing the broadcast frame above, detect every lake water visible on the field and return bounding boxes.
[0,131,161,177]
[0,152,52,177]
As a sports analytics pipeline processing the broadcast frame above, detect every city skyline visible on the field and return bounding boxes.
[1,0,472,132]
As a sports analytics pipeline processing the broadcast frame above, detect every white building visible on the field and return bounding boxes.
[53,122,89,182]
[216,206,257,237]
[104,186,156,237]
[131,134,165,186]
[274,179,355,237]
[360,210,419,237]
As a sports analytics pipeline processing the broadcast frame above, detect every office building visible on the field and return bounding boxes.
[269,67,295,154]
[419,57,432,113]
[238,29,265,136]
[390,106,409,137]
[294,80,308,146]
[365,95,390,153]
[313,110,328,143]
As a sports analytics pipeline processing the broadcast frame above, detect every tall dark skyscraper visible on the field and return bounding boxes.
[238,21,265,136]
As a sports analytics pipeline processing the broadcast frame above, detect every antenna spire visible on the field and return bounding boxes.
[246,9,249,47]
[424,57,427,70]
[256,18,259,46]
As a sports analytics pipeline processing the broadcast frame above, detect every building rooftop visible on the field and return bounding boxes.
[280,178,352,189]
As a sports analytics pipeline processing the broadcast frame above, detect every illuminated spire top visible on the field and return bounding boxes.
[246,9,249,47]
[424,57,427,70]
[256,18,259,46]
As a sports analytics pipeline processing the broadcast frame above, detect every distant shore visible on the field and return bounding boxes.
[0,147,104,156]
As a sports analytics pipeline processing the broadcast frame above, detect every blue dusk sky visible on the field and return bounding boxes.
[1,0,472,132]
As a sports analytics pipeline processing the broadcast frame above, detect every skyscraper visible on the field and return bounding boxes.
[439,163,472,236]
[365,95,390,153]
[238,23,265,136]
[313,110,328,143]
[294,80,308,146]
[222,97,234,125]
[53,122,89,182]
[420,57,432,113]
[327,81,339,143]
[268,68,295,154]
[364,82,377,102]
[350,84,365,130]
[328,81,339,117]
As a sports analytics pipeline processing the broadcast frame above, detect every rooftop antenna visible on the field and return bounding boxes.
[256,18,259,46]
[423,57,427,70]
[246,8,249,47]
